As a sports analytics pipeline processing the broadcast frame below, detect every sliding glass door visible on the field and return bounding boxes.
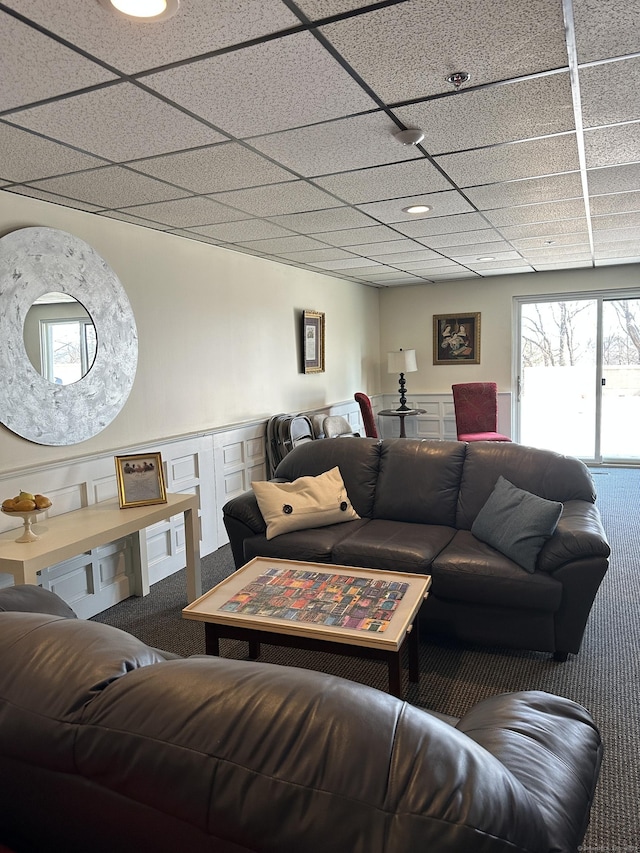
[516,293,640,463]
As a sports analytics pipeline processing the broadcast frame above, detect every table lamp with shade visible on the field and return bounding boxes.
[388,348,417,411]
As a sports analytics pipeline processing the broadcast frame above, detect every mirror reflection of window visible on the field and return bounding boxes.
[23,293,97,385]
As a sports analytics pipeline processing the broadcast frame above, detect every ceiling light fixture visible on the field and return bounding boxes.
[393,128,425,146]
[403,205,431,214]
[446,71,471,90]
[476,256,495,261]
[98,0,180,21]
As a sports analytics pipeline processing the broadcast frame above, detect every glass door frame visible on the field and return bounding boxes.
[513,286,640,466]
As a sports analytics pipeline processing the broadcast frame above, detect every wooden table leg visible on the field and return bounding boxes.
[407,621,420,683]
[204,624,220,656]
[387,651,403,699]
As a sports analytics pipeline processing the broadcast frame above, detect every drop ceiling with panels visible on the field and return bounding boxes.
[1,0,639,287]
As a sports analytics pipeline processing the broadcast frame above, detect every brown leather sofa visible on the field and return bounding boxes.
[0,586,602,853]
[223,438,610,660]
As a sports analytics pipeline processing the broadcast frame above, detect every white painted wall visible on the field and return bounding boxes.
[379,265,640,397]
[0,192,381,475]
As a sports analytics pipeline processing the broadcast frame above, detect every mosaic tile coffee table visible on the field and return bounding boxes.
[182,556,431,699]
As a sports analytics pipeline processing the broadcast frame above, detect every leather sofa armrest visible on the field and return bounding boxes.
[537,501,610,572]
[222,490,268,568]
[223,490,267,534]
[0,584,77,618]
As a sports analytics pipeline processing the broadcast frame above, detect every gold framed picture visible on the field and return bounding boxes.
[433,312,481,365]
[302,310,325,373]
[115,452,167,508]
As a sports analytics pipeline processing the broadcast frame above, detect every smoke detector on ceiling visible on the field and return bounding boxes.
[393,128,425,146]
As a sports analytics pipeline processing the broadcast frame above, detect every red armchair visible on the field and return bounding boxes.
[354,392,379,438]
[451,382,511,442]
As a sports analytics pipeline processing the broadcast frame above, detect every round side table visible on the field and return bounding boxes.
[378,408,426,438]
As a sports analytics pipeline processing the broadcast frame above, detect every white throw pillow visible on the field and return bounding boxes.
[252,467,360,540]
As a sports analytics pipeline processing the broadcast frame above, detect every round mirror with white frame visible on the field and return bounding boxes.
[0,227,138,446]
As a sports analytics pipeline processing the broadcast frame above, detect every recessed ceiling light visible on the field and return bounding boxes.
[98,0,180,21]
[403,205,431,214]
[476,256,495,261]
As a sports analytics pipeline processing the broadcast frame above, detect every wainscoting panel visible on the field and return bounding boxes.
[213,422,268,548]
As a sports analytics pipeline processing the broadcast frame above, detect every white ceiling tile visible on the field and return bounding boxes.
[187,220,295,243]
[436,135,580,187]
[266,207,374,233]
[131,143,295,194]
[394,74,575,153]
[389,259,460,271]
[590,191,640,216]
[593,227,640,244]
[27,166,189,209]
[168,230,223,246]
[122,196,248,228]
[520,246,593,261]
[584,123,640,169]
[445,242,517,259]
[592,211,640,231]
[98,211,172,230]
[313,158,452,203]
[588,163,640,196]
[346,240,425,257]
[0,122,105,182]
[465,174,584,210]
[144,31,377,138]
[279,247,357,262]
[237,235,329,253]
[455,250,523,264]
[573,0,640,63]
[498,218,589,239]
[417,228,505,248]
[1,0,299,75]
[321,264,384,275]
[295,2,377,17]
[208,181,340,217]
[365,249,443,264]
[509,233,590,249]
[9,83,225,161]
[309,225,402,246]
[580,58,640,128]
[357,190,474,223]
[483,199,587,227]
[392,212,490,238]
[594,241,640,258]
[5,186,101,211]
[0,11,116,111]
[320,0,568,101]
[249,113,422,176]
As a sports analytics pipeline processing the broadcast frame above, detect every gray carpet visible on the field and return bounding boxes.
[92,467,640,850]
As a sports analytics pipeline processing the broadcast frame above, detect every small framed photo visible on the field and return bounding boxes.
[433,312,481,365]
[115,452,167,508]
[302,309,325,374]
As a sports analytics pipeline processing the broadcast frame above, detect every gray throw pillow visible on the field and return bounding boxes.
[471,476,563,573]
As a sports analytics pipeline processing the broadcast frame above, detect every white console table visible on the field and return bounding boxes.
[0,492,202,603]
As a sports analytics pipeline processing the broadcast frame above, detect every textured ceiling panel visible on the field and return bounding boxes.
[1,0,638,286]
